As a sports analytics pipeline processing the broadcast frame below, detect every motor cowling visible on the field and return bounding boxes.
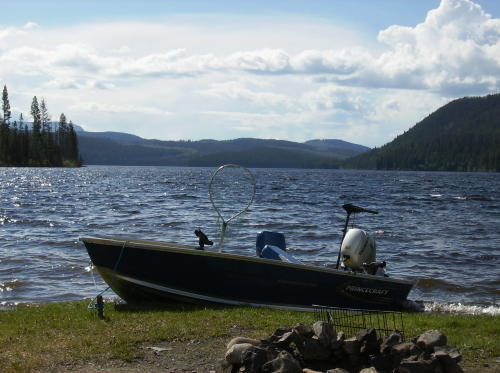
[340,228,376,270]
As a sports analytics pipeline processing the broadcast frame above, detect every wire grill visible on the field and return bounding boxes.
[313,305,405,341]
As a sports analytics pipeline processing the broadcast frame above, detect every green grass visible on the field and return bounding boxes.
[0,301,498,372]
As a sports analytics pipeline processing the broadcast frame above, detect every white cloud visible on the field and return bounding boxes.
[71,102,173,116]
[0,0,498,147]
[200,80,294,109]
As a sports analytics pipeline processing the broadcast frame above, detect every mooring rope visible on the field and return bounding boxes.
[87,240,128,310]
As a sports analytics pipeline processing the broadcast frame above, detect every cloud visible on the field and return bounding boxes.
[200,80,294,109]
[71,102,172,116]
[0,0,498,147]
[2,0,498,98]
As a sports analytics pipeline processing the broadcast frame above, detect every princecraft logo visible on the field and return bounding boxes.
[344,285,390,296]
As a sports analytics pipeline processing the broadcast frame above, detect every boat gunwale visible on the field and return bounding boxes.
[80,236,416,286]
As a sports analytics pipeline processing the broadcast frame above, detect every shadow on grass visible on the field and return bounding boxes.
[113,300,237,313]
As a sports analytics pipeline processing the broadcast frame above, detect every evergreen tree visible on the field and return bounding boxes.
[68,120,81,165]
[2,85,11,127]
[30,96,42,164]
[1,85,12,163]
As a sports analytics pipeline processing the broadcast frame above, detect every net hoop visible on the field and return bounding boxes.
[208,164,256,249]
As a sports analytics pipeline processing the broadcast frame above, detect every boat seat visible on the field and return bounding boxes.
[256,231,303,265]
[260,245,302,264]
[256,231,286,257]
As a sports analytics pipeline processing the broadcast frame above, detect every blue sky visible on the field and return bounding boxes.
[1,0,499,146]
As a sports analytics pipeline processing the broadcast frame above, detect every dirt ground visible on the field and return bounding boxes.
[39,337,228,373]
[37,338,499,373]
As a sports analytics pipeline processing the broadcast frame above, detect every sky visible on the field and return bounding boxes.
[1,0,499,147]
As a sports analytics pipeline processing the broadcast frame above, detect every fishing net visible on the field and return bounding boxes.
[209,164,256,250]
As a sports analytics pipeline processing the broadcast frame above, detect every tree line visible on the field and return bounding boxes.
[345,94,500,172]
[0,85,81,166]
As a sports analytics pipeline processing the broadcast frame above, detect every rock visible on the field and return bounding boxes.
[359,368,380,373]
[295,335,331,362]
[416,330,447,352]
[343,337,361,355]
[227,337,261,350]
[302,369,323,373]
[225,343,256,365]
[433,346,462,363]
[326,369,350,373]
[313,321,337,349]
[380,332,403,354]
[432,348,464,373]
[369,353,394,372]
[397,360,434,373]
[264,327,293,343]
[241,346,273,373]
[262,350,302,373]
[357,328,379,355]
[294,323,314,337]
[336,331,346,342]
[272,331,299,349]
[331,331,345,351]
[391,342,420,360]
[356,328,377,345]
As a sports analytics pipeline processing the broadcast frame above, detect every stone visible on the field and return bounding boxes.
[262,350,302,373]
[295,335,331,362]
[331,331,345,351]
[359,368,380,373]
[416,330,447,352]
[273,331,300,349]
[343,337,361,355]
[225,343,256,365]
[302,369,323,373]
[357,328,379,356]
[326,369,350,373]
[227,337,261,350]
[432,350,464,373]
[264,327,293,343]
[294,323,314,337]
[241,346,273,373]
[380,332,403,354]
[433,346,462,363]
[337,331,346,342]
[356,328,377,345]
[397,360,434,373]
[312,321,337,349]
[391,342,420,360]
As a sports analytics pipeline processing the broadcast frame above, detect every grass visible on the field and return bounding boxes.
[0,301,498,372]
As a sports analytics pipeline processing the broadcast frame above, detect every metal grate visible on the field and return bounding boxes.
[313,305,405,341]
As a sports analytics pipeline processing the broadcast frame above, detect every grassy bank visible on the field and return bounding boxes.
[0,301,498,372]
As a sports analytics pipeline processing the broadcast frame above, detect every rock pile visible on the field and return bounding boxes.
[223,322,463,373]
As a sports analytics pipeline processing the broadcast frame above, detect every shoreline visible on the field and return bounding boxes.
[1,300,498,372]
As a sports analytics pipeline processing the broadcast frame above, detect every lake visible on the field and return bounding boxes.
[0,166,498,314]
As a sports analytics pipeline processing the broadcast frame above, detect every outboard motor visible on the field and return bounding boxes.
[340,228,376,270]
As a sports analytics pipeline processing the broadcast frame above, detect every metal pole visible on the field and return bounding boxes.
[335,211,352,269]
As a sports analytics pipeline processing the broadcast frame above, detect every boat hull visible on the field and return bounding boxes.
[82,237,415,311]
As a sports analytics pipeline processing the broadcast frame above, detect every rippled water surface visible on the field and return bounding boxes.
[0,166,498,311]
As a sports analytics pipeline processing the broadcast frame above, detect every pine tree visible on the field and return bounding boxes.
[1,85,12,164]
[68,120,80,165]
[30,96,42,164]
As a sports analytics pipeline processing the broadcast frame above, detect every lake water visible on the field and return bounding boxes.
[0,166,499,314]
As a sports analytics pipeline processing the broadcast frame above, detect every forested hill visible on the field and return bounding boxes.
[345,94,500,172]
[77,135,369,168]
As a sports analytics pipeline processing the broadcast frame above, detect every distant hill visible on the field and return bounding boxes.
[77,132,369,168]
[345,94,500,172]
